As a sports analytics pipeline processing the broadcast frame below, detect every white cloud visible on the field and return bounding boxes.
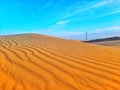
[93,26,120,33]
[92,0,118,8]
[97,10,120,17]
[92,1,108,8]
[103,26,120,30]
[45,20,70,33]
[56,20,70,26]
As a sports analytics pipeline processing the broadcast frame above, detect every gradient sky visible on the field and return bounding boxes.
[0,0,120,39]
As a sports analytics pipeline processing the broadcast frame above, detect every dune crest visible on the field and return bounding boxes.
[0,34,120,90]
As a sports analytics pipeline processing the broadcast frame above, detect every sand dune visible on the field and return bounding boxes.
[0,34,120,90]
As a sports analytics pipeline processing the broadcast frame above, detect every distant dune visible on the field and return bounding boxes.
[0,34,120,90]
[86,37,120,48]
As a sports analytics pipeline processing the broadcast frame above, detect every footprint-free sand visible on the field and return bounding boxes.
[0,34,120,90]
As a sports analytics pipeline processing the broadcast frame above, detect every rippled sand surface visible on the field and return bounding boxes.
[0,34,120,90]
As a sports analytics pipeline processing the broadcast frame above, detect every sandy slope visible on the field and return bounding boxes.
[0,34,120,90]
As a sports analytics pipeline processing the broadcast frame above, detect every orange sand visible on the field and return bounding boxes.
[0,34,120,90]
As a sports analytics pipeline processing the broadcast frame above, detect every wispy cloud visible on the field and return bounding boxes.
[66,26,120,40]
[57,0,120,21]
[48,20,70,32]
[87,26,120,39]
[56,20,70,26]
[58,1,102,20]
[29,1,54,17]
[94,26,120,32]
[92,0,113,8]
[97,10,120,17]
[92,1,108,8]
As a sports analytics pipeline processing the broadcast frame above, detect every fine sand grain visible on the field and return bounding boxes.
[0,34,120,90]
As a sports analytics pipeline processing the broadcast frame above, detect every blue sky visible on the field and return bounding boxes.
[0,0,120,39]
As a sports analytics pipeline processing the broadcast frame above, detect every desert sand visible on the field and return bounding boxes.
[0,34,120,90]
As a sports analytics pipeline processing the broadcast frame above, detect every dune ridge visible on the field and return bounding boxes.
[0,34,120,90]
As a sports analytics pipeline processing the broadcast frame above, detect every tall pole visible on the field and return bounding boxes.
[86,32,88,41]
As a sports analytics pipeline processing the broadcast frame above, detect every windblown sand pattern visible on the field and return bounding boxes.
[0,34,120,90]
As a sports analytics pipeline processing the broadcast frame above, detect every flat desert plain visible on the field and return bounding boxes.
[0,34,120,90]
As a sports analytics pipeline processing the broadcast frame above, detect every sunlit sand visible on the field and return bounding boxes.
[0,34,120,90]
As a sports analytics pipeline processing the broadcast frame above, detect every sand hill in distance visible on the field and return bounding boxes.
[0,33,120,90]
[87,36,120,48]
